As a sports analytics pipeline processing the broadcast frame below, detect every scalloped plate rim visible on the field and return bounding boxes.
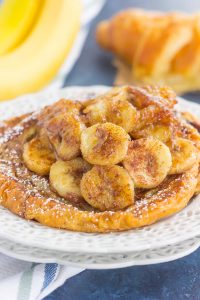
[0,236,199,269]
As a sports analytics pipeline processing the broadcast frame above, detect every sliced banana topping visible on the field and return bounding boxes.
[38,127,52,149]
[45,113,85,161]
[81,165,134,211]
[50,158,91,201]
[131,104,176,134]
[195,165,200,195]
[123,138,172,189]
[130,124,173,143]
[21,126,37,144]
[84,100,107,124]
[81,122,130,165]
[169,138,199,174]
[178,121,200,151]
[23,137,55,176]
[38,99,82,125]
[84,99,137,132]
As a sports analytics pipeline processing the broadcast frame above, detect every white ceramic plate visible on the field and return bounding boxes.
[0,236,199,269]
[0,86,200,254]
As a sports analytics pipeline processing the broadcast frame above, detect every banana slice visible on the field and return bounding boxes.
[50,158,91,201]
[38,127,52,149]
[195,164,200,195]
[81,122,130,165]
[169,138,199,174]
[45,113,85,161]
[38,99,82,125]
[131,124,173,143]
[143,86,177,108]
[23,137,55,176]
[82,86,130,108]
[84,100,107,124]
[21,126,37,144]
[123,138,172,188]
[181,111,200,131]
[80,165,134,211]
[128,86,176,109]
[131,104,176,133]
[178,121,200,151]
[84,99,137,132]
[195,165,200,195]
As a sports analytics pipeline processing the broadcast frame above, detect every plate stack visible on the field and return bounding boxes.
[0,86,200,269]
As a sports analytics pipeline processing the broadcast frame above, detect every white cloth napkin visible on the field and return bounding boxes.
[0,0,105,299]
[0,253,83,300]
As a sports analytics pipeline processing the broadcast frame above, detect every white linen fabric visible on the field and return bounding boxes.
[0,253,83,300]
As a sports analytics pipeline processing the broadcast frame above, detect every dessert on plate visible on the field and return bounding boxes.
[0,85,200,233]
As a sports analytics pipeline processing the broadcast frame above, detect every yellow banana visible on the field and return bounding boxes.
[0,0,42,55]
[0,0,81,100]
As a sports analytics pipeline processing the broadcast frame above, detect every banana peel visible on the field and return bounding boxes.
[0,0,81,101]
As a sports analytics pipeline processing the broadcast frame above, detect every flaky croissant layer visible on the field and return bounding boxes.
[96,9,200,94]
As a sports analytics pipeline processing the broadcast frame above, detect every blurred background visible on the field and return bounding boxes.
[0,0,200,103]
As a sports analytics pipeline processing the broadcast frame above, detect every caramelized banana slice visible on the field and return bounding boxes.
[178,121,200,151]
[38,99,82,125]
[130,124,173,143]
[128,86,176,109]
[50,158,91,201]
[81,123,130,165]
[181,111,200,132]
[38,127,52,149]
[82,86,131,108]
[169,138,199,174]
[84,100,107,124]
[21,126,37,143]
[131,104,176,134]
[23,137,55,176]
[46,113,85,161]
[80,165,134,211]
[143,85,177,108]
[84,99,137,132]
[195,165,200,195]
[123,138,172,188]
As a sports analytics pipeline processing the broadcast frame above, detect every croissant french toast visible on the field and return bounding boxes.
[0,86,199,233]
[96,10,200,94]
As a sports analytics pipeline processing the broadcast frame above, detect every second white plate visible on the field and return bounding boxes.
[0,236,199,269]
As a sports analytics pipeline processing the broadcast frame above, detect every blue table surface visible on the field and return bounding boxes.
[46,1,200,299]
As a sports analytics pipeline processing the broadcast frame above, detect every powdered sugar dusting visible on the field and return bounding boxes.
[0,86,198,232]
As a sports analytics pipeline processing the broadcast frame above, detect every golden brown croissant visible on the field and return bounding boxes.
[96,9,200,94]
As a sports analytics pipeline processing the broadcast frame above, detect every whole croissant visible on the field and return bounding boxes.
[96,9,200,94]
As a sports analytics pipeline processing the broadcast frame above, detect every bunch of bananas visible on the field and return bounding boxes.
[0,0,81,100]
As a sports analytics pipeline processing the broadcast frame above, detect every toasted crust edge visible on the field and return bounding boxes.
[0,112,198,233]
[0,163,198,233]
